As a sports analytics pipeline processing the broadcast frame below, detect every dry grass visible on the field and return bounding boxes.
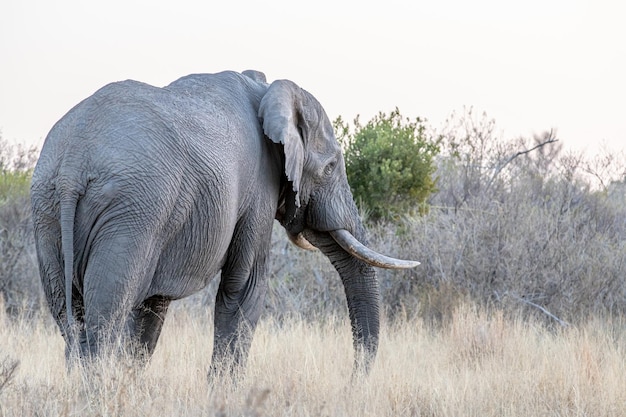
[1,302,625,416]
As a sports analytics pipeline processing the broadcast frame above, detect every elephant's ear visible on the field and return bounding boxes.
[242,70,267,83]
[258,80,305,208]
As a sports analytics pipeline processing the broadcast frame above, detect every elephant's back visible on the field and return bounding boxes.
[34,80,174,175]
[32,72,267,238]
[36,72,264,163]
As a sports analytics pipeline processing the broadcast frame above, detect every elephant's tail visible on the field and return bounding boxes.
[59,189,79,330]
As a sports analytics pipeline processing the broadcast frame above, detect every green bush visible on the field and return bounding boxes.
[0,134,37,203]
[335,109,440,221]
[0,171,31,204]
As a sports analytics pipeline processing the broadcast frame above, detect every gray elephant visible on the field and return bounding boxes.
[30,70,418,373]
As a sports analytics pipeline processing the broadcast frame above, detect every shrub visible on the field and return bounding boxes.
[335,109,440,221]
[2,114,626,330]
[375,108,626,325]
[0,134,41,316]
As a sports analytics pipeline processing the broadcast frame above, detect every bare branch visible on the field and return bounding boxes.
[486,130,558,190]
[507,293,570,327]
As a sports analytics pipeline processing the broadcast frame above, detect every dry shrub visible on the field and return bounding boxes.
[0,135,42,317]
[2,116,626,330]
[0,195,42,316]
[389,185,626,324]
[374,113,626,325]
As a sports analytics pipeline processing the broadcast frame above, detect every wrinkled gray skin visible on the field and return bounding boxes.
[31,70,402,374]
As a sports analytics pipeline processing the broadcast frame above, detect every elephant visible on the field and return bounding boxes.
[30,69,419,374]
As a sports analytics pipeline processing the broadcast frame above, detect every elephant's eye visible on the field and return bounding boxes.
[324,160,337,176]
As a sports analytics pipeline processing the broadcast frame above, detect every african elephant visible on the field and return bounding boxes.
[30,70,418,373]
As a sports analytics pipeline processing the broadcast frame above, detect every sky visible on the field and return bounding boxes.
[1,0,624,155]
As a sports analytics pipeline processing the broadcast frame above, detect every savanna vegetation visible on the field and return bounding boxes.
[1,108,625,416]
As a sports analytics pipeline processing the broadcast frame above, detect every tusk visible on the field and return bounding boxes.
[329,229,420,269]
[288,232,317,251]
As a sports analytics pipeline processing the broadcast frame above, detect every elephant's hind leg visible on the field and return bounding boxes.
[130,295,171,360]
[33,217,87,361]
[81,233,161,359]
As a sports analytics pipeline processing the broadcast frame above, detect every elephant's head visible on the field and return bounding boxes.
[258,80,419,371]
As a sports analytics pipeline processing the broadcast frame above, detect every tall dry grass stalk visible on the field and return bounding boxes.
[1,301,625,416]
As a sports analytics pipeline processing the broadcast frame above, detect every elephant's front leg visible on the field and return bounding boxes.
[210,253,269,376]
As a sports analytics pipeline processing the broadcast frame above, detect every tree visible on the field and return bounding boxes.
[335,108,440,221]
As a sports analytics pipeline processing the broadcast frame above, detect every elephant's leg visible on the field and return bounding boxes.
[210,266,269,375]
[130,295,171,360]
[210,226,272,375]
[80,235,159,359]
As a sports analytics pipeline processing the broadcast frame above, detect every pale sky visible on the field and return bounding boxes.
[1,0,624,154]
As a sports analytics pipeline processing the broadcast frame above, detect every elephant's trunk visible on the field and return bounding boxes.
[303,228,381,372]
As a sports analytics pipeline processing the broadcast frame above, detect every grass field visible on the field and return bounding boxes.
[1,302,625,416]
